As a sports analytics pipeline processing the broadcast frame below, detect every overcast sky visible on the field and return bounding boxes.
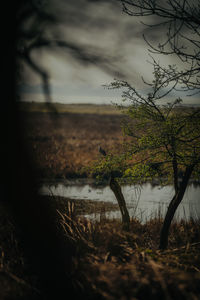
[19,0,199,105]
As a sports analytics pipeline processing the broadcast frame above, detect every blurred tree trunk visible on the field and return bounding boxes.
[1,3,80,299]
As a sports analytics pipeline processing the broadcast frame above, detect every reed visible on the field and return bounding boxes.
[57,210,200,300]
[0,197,199,299]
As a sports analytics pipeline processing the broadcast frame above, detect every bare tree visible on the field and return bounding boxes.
[105,73,200,249]
[120,0,200,96]
[114,0,200,249]
[94,0,200,248]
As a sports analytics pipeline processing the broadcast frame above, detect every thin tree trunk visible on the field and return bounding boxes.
[172,156,178,193]
[159,165,194,250]
[98,147,130,231]
[109,173,130,231]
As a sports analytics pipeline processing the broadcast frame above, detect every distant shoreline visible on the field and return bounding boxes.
[17,101,124,115]
[37,177,200,188]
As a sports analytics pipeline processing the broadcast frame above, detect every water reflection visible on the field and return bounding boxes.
[39,181,200,223]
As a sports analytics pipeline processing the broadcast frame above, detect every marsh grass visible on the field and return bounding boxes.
[0,197,200,299]
[61,216,200,300]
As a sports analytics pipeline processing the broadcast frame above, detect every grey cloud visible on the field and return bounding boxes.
[21,0,198,104]
[22,0,148,84]
[51,0,148,79]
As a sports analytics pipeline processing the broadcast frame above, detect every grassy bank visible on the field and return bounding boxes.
[1,196,200,299]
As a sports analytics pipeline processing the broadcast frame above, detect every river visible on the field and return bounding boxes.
[39,180,200,223]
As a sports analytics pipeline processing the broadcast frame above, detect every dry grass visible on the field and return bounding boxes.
[18,102,124,115]
[19,111,127,178]
[58,210,200,300]
[1,196,200,299]
[51,197,200,300]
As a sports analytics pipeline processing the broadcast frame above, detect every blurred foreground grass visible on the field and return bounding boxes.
[0,196,200,299]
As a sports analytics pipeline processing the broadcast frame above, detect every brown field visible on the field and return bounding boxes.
[18,103,200,180]
[19,106,127,178]
[18,101,124,115]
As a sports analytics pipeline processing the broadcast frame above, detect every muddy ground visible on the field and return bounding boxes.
[19,110,127,178]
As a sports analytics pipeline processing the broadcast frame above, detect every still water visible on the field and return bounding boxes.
[39,181,200,223]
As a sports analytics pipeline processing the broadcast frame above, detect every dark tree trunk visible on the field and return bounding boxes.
[98,147,130,231]
[109,173,130,231]
[159,165,194,250]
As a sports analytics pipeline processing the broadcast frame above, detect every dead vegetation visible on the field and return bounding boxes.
[1,197,200,299]
[19,111,126,178]
[55,207,200,300]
